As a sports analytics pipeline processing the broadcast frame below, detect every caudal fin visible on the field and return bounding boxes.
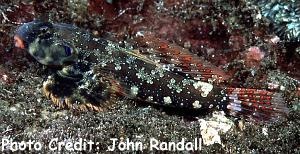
[225,87,289,122]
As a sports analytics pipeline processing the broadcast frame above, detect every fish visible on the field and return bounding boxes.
[14,20,289,121]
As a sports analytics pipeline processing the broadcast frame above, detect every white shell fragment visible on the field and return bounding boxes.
[198,111,234,146]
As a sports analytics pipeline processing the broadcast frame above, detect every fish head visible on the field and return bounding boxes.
[14,20,78,66]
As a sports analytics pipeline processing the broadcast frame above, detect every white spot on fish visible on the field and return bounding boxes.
[130,86,139,97]
[163,96,172,104]
[193,100,202,108]
[146,96,153,101]
[193,81,213,97]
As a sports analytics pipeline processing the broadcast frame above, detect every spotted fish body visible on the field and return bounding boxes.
[14,20,288,121]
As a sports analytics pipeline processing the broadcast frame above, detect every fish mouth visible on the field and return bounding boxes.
[14,35,25,49]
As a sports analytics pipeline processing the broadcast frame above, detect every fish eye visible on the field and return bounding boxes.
[38,26,53,39]
[39,26,49,33]
[64,45,73,56]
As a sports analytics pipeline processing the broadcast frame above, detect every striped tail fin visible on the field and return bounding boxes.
[224,87,289,122]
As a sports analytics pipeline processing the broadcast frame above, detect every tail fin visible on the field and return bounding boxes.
[224,87,289,122]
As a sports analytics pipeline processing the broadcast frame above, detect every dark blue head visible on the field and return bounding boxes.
[14,20,79,66]
[14,20,54,49]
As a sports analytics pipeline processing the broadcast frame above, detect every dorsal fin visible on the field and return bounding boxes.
[133,33,230,84]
